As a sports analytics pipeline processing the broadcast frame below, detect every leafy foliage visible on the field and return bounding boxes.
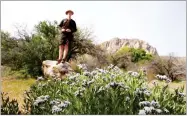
[1,20,98,77]
[23,65,186,115]
[116,46,153,63]
[108,46,153,70]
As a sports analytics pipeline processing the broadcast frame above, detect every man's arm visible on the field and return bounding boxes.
[58,19,64,29]
[71,20,77,33]
[58,19,67,33]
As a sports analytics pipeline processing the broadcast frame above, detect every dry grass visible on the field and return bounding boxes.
[148,80,186,93]
[1,78,36,110]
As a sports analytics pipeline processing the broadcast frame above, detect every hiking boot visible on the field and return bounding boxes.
[61,59,65,63]
[56,59,62,65]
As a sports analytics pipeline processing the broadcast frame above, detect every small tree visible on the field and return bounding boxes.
[150,53,186,81]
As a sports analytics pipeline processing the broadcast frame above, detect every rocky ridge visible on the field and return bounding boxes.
[100,38,158,55]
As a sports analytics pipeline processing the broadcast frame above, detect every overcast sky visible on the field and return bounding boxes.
[1,1,186,56]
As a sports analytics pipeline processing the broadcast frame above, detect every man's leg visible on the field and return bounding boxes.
[58,45,64,60]
[57,34,66,64]
[57,45,64,64]
[62,41,69,62]
[66,40,72,62]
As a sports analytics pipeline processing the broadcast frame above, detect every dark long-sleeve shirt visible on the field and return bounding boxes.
[58,19,77,33]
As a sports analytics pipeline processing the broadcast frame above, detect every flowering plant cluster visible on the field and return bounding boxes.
[155,74,171,83]
[23,64,186,115]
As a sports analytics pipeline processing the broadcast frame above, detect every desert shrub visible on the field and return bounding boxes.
[1,92,21,115]
[150,54,186,81]
[76,55,98,71]
[76,54,108,71]
[23,65,186,115]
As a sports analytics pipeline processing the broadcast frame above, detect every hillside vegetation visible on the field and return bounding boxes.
[1,20,186,115]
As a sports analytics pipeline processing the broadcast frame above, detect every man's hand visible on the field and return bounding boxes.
[61,29,66,32]
[66,29,71,32]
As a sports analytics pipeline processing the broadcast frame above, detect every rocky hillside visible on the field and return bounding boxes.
[100,38,158,55]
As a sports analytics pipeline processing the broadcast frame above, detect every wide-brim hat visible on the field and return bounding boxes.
[65,10,74,15]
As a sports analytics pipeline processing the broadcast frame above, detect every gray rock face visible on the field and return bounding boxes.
[100,38,158,55]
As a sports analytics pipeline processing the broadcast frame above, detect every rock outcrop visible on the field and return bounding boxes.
[100,38,158,55]
[42,60,73,79]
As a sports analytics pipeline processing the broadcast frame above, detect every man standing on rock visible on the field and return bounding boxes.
[57,10,77,64]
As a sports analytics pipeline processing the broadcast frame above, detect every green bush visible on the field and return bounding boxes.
[1,92,21,115]
[116,47,153,63]
[1,21,98,77]
[109,46,153,70]
[23,65,186,115]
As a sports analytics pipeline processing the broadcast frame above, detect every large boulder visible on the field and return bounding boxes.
[42,60,73,79]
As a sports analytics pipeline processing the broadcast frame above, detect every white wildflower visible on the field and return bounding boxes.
[58,103,68,108]
[144,106,152,114]
[109,82,119,88]
[151,100,160,108]
[64,101,71,105]
[128,71,139,77]
[52,105,62,114]
[77,64,87,70]
[125,96,130,102]
[150,106,155,111]
[111,73,116,78]
[33,101,39,106]
[131,72,139,77]
[91,71,98,76]
[178,92,185,97]
[155,109,162,114]
[38,95,45,99]
[33,95,50,106]
[75,88,85,97]
[141,87,148,91]
[44,95,50,100]
[98,69,105,73]
[166,78,171,83]
[144,90,151,96]
[33,99,44,106]
[138,110,146,115]
[61,81,68,84]
[50,100,61,105]
[105,84,110,89]
[37,76,44,81]
[83,71,91,77]
[69,76,76,80]
[80,88,86,92]
[163,108,169,113]
[155,74,169,81]
[139,101,151,107]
